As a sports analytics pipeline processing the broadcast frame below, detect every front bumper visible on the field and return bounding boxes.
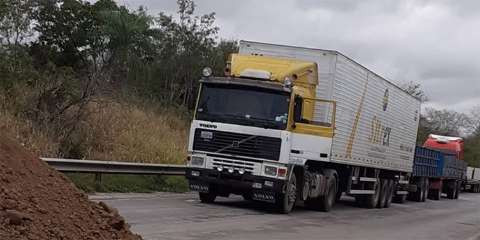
[186,167,286,197]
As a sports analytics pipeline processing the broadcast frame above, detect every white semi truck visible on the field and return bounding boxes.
[186,41,421,213]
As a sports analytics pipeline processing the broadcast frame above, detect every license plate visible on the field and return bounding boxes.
[189,183,209,193]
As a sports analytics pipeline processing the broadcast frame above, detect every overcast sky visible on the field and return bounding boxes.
[117,0,479,113]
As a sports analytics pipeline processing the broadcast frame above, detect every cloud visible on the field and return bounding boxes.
[116,0,480,112]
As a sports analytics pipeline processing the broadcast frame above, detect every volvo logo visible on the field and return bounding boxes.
[199,123,217,129]
[232,141,240,148]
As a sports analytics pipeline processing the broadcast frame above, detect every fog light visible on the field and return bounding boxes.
[216,166,223,172]
[228,168,234,173]
[238,169,245,175]
[264,181,274,187]
[191,170,200,177]
[264,166,277,176]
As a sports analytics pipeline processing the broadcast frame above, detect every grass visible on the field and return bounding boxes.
[0,96,190,164]
[80,98,190,164]
[66,173,189,193]
[1,93,191,193]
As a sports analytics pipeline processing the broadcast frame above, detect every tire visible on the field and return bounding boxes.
[377,179,388,208]
[384,179,394,208]
[447,182,456,199]
[422,178,429,202]
[199,192,217,203]
[454,182,460,199]
[318,176,337,212]
[428,189,441,200]
[393,193,407,204]
[410,178,425,202]
[355,195,366,207]
[276,172,297,214]
[305,172,337,212]
[335,190,343,202]
[363,180,380,208]
[243,193,253,201]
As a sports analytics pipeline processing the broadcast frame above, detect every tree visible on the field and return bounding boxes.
[98,5,157,84]
[398,81,428,103]
[155,0,219,106]
[464,136,480,167]
[423,108,470,137]
[34,0,98,68]
[0,0,34,46]
[398,81,430,143]
[0,0,34,79]
[211,40,238,75]
[469,105,480,136]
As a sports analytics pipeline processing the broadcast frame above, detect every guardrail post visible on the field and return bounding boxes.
[95,173,102,191]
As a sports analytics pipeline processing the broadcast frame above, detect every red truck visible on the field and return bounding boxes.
[410,134,466,200]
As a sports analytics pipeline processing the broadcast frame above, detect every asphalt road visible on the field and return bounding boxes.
[91,192,480,240]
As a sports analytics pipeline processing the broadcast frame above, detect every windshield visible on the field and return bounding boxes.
[196,83,290,130]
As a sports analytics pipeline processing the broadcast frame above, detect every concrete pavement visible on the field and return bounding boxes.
[91,192,480,240]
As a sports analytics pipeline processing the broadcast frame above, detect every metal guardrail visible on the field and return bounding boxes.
[41,158,186,176]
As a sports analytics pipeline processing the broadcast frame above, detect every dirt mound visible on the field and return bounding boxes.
[0,137,142,240]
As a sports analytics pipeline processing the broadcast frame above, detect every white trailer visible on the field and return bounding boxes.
[239,41,420,173]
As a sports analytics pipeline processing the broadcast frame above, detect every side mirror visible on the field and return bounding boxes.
[293,95,303,123]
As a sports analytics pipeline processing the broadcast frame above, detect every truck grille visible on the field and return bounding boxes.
[193,129,281,161]
[212,158,255,173]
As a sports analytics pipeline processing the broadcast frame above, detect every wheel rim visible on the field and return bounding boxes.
[302,180,309,201]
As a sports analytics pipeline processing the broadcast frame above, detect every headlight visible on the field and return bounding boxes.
[264,166,277,176]
[190,156,205,167]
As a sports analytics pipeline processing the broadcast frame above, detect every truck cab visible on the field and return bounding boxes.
[423,134,464,160]
[186,54,336,213]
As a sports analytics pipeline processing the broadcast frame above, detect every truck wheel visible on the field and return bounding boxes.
[421,178,429,202]
[305,172,337,212]
[393,193,407,203]
[199,192,217,203]
[335,190,343,202]
[276,172,297,214]
[318,175,337,212]
[363,180,380,208]
[410,178,425,202]
[377,179,388,208]
[384,179,394,208]
[454,182,460,199]
[243,193,253,201]
[428,189,441,200]
[447,182,456,199]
